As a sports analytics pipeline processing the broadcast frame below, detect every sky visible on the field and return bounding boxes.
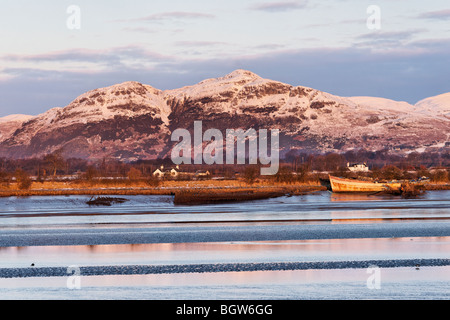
[0,0,449,117]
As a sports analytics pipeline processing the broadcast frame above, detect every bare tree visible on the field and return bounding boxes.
[43,150,66,177]
[15,169,32,190]
[242,166,259,185]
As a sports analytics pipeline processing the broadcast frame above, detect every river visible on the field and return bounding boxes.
[0,190,449,300]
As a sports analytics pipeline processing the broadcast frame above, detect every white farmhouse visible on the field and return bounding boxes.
[165,168,179,178]
[347,162,369,172]
[152,169,164,178]
[153,165,181,178]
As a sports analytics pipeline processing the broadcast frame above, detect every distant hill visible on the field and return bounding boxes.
[0,70,448,160]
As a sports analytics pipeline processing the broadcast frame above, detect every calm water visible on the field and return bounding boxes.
[1,238,450,268]
[1,267,449,300]
[0,190,449,300]
[0,190,449,227]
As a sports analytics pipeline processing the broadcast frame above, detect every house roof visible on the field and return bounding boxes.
[348,163,367,167]
[154,167,179,172]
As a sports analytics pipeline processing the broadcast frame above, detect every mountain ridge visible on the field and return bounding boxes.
[0,70,449,161]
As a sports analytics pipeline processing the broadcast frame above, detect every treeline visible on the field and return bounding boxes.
[0,149,449,187]
[243,164,449,185]
[278,149,450,184]
[0,152,154,179]
[284,149,450,172]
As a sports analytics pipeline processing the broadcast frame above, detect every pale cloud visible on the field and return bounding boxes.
[1,1,449,117]
[174,41,228,47]
[2,40,450,117]
[1,46,173,67]
[249,1,308,12]
[357,30,427,41]
[253,43,287,50]
[418,9,450,20]
[121,27,157,34]
[136,11,215,22]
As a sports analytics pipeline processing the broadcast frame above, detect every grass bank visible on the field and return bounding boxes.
[423,183,450,191]
[1,179,446,203]
[0,180,326,200]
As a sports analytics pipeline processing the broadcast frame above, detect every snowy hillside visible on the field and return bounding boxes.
[0,70,448,160]
[0,114,34,123]
[414,92,450,118]
[0,114,35,143]
[347,97,415,114]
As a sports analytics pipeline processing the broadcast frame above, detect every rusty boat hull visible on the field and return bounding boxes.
[329,175,402,193]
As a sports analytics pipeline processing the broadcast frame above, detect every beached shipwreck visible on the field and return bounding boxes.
[329,175,425,197]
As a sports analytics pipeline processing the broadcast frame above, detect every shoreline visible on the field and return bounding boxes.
[0,181,449,199]
[1,178,449,198]
[0,181,327,199]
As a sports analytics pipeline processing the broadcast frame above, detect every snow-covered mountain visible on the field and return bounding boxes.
[0,114,35,124]
[0,114,35,144]
[0,70,448,160]
[0,81,171,160]
[346,97,414,114]
[414,92,450,118]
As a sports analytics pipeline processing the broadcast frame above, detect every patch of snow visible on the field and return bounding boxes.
[0,114,34,124]
[347,96,414,114]
[1,70,448,158]
[414,92,450,117]
[165,69,263,101]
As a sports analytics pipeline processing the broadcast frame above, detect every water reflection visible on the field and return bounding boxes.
[331,193,386,202]
[0,191,449,227]
[2,264,449,300]
[1,237,449,268]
